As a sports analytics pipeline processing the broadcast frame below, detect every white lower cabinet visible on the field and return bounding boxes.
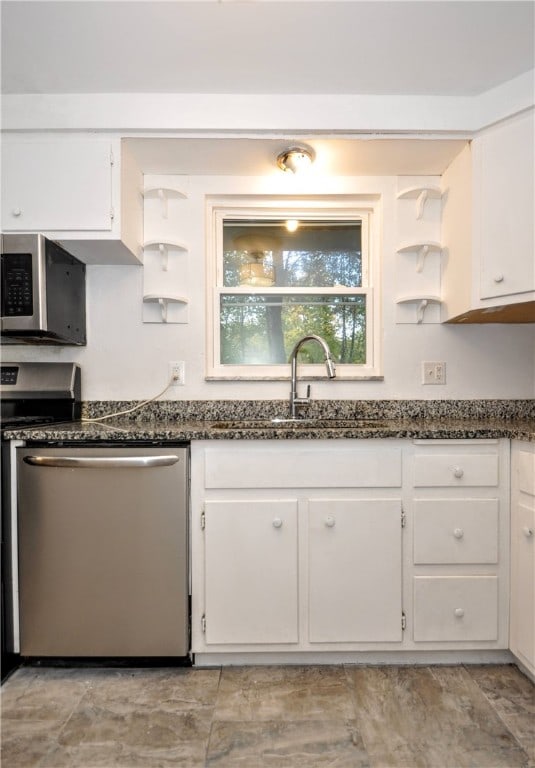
[201,495,402,649]
[308,499,402,643]
[191,439,510,659]
[510,441,535,677]
[407,439,509,651]
[204,500,299,645]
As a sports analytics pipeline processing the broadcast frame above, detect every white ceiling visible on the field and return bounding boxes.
[125,136,468,175]
[2,1,534,97]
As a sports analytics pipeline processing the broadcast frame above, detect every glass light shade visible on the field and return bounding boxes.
[277,146,315,173]
[239,261,275,287]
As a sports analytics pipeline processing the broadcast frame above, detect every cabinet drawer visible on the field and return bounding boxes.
[204,445,402,489]
[413,453,498,487]
[413,499,499,564]
[413,576,498,642]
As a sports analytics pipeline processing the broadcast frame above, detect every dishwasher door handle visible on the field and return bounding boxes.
[23,455,182,469]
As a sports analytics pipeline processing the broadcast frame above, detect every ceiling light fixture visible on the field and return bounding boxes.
[277,146,315,174]
[234,234,278,287]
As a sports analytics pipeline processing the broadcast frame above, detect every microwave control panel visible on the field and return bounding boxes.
[0,366,19,385]
[1,253,33,317]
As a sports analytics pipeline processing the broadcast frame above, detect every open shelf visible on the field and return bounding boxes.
[143,239,188,270]
[143,294,189,323]
[143,186,188,218]
[397,241,443,272]
[397,186,442,219]
[396,295,442,323]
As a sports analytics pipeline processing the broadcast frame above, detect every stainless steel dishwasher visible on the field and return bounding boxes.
[17,445,189,657]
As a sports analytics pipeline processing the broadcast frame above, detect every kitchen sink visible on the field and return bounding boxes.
[209,418,392,430]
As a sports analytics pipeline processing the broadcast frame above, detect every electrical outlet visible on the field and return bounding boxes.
[169,361,185,386]
[422,361,446,385]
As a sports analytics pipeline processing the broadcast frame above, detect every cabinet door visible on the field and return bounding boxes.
[510,502,535,672]
[477,111,534,300]
[1,140,112,232]
[308,499,402,642]
[204,500,298,644]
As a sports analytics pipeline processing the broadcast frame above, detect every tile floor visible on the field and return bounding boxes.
[1,663,534,767]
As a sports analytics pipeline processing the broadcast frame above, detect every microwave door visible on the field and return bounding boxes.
[0,236,47,332]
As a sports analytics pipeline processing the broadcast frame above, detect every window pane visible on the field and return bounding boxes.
[223,219,362,288]
[220,294,366,365]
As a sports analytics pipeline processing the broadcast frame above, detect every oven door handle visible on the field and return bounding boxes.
[23,455,181,469]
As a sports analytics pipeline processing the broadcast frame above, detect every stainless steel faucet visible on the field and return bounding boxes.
[289,334,336,418]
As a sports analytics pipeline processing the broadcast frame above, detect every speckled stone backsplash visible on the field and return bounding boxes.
[82,399,535,422]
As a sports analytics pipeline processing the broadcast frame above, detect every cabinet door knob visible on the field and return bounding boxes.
[12,207,22,217]
[325,515,336,528]
[454,608,465,618]
[493,274,504,283]
[452,466,464,479]
[272,517,283,529]
[453,528,464,539]
[522,526,534,538]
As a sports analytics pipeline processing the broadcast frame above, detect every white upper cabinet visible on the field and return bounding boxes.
[476,110,534,301]
[441,110,535,322]
[1,136,143,265]
[2,140,112,232]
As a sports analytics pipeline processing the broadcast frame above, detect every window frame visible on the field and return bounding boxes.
[206,196,382,380]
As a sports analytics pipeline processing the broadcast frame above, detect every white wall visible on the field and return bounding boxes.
[4,172,534,402]
[3,69,534,133]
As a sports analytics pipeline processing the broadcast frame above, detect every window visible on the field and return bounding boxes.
[206,198,381,379]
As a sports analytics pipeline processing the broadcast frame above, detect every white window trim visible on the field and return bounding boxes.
[205,195,383,380]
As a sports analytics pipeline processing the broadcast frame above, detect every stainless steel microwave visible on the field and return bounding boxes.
[1,234,86,345]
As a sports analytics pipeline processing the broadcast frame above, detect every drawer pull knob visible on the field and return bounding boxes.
[493,274,504,283]
[454,608,465,618]
[12,207,22,217]
[453,528,464,539]
[325,515,336,528]
[522,526,534,538]
[272,517,283,529]
[452,466,464,479]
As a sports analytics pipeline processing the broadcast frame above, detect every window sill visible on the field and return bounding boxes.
[205,375,385,382]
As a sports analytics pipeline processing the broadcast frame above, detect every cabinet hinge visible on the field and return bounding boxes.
[110,148,115,166]
[200,510,205,530]
[201,614,206,633]
[401,612,407,631]
[401,508,406,528]
[110,206,115,221]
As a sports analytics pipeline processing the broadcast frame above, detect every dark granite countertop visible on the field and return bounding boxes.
[3,416,534,442]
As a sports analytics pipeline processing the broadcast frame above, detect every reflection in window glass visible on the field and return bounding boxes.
[223,220,362,288]
[220,294,366,365]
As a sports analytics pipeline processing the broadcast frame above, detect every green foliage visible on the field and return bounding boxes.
[220,294,366,366]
